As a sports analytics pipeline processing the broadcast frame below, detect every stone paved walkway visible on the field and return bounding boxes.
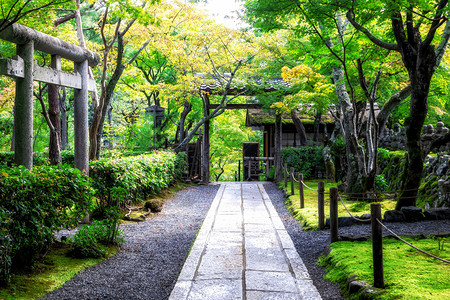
[169,182,322,300]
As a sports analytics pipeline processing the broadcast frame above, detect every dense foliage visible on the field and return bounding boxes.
[0,150,186,285]
[281,146,325,179]
[0,164,91,285]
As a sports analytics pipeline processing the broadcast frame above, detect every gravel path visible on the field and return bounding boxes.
[42,185,219,300]
[263,183,450,300]
[42,182,450,300]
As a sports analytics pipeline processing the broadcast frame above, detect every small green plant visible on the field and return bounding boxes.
[71,216,123,259]
[374,174,389,192]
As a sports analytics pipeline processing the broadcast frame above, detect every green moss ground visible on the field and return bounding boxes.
[321,237,450,299]
[0,246,118,300]
[284,180,396,230]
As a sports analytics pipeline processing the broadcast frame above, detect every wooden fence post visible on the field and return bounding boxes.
[290,167,295,195]
[330,187,339,243]
[299,174,304,209]
[371,203,384,288]
[284,163,288,188]
[265,160,269,181]
[318,181,325,230]
[238,160,241,182]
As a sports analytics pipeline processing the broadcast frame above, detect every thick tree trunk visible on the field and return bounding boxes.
[332,66,366,194]
[397,76,432,209]
[274,114,283,182]
[290,109,307,146]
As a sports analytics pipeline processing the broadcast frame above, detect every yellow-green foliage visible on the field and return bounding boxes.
[285,180,396,230]
[0,246,118,300]
[322,237,450,299]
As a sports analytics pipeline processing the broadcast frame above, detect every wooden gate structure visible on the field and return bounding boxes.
[0,19,99,173]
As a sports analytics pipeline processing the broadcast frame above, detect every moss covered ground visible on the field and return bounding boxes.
[0,246,118,300]
[284,180,396,230]
[321,237,450,299]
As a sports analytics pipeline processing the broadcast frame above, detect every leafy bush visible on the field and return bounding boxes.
[281,146,325,179]
[0,165,92,286]
[89,151,186,214]
[71,217,123,259]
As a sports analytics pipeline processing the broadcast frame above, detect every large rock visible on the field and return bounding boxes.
[424,208,450,220]
[401,206,424,222]
[325,216,357,228]
[384,210,405,222]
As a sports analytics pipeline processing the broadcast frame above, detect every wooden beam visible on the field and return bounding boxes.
[0,19,100,66]
[0,57,96,91]
[207,104,263,110]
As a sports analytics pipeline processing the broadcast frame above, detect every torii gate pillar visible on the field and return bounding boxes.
[15,41,34,169]
[74,60,89,173]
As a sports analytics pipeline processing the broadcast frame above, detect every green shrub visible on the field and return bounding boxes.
[0,164,92,286]
[281,146,325,179]
[89,151,185,214]
[71,216,123,259]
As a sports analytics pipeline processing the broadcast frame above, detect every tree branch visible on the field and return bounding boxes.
[346,9,399,51]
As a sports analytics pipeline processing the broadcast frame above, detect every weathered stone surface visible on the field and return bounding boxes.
[383,210,405,222]
[340,234,370,242]
[424,207,450,220]
[348,280,371,294]
[401,206,424,222]
[325,216,357,228]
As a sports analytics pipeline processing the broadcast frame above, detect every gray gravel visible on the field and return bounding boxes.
[42,185,219,300]
[263,183,450,300]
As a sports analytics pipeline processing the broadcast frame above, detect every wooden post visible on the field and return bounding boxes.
[201,95,210,184]
[284,163,288,188]
[330,187,339,243]
[265,159,269,180]
[238,160,241,182]
[14,41,34,169]
[299,174,304,208]
[290,167,295,195]
[371,203,384,288]
[318,181,325,230]
[74,60,89,174]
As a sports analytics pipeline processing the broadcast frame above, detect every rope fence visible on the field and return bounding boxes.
[376,218,450,264]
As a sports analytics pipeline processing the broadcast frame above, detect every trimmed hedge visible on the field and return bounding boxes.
[0,164,91,285]
[89,151,185,210]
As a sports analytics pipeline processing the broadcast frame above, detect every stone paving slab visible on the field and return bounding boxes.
[169,182,322,300]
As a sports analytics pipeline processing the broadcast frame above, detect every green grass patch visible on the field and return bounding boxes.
[0,245,118,300]
[320,237,450,299]
[284,180,396,230]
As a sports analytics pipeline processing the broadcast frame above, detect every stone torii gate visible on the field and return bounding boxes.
[0,19,99,173]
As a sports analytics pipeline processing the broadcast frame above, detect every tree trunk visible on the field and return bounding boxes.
[177,101,192,145]
[48,55,62,165]
[290,109,307,146]
[397,75,432,209]
[274,114,283,182]
[59,87,68,150]
[332,66,366,194]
